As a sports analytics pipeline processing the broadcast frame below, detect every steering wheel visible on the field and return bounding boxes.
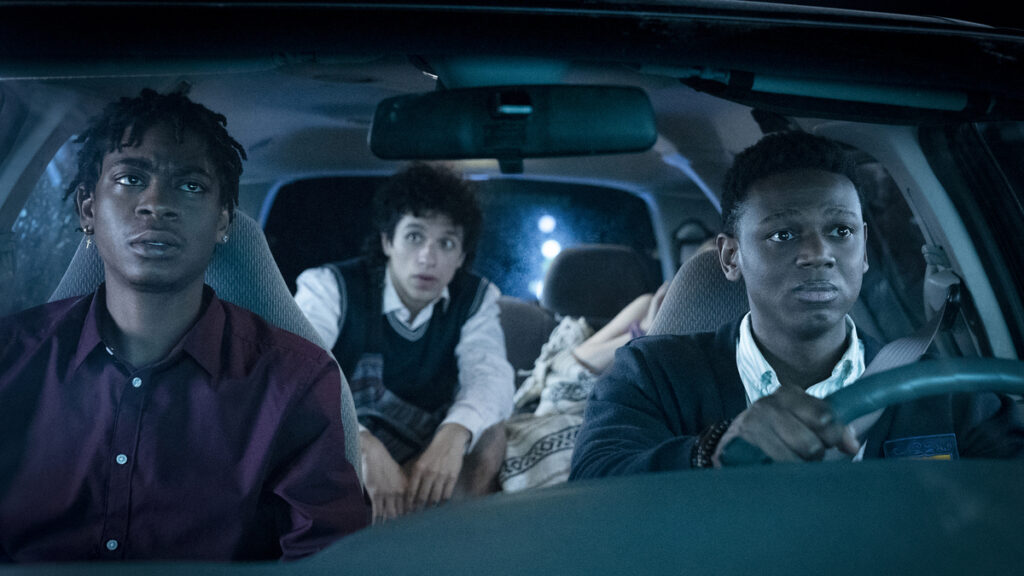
[718,358,1024,466]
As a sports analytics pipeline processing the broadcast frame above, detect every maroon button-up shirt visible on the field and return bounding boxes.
[0,286,370,562]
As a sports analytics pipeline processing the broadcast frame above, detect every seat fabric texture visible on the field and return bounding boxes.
[648,242,748,337]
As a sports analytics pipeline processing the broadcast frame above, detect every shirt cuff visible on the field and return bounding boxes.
[441,408,488,453]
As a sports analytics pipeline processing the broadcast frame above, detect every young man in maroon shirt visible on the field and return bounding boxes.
[0,89,369,562]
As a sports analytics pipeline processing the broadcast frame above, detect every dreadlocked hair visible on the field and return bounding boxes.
[64,87,247,220]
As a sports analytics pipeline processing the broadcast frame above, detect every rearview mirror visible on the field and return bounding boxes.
[369,85,657,172]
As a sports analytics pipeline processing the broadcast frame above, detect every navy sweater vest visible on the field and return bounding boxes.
[328,258,489,411]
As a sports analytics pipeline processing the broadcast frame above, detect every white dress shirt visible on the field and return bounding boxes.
[294,265,514,449]
[735,312,868,460]
[735,312,866,404]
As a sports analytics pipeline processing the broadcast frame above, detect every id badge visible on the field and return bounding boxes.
[883,433,959,460]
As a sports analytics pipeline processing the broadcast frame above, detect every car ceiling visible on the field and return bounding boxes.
[2,1,1024,212]
[1,55,754,210]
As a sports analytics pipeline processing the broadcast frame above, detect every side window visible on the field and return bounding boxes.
[929,121,1024,354]
[263,175,659,300]
[977,122,1024,207]
[976,122,1024,282]
[9,137,81,313]
[853,155,927,341]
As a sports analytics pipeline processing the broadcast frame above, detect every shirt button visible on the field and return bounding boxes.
[131,377,142,388]
[116,454,128,465]
[105,539,118,551]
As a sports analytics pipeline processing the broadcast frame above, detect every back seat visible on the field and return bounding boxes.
[498,243,661,387]
[497,296,557,388]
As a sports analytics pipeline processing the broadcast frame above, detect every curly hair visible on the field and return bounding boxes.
[366,162,483,267]
[64,87,246,219]
[720,131,860,236]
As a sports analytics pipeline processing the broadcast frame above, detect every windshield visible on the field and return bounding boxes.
[1,2,1023,572]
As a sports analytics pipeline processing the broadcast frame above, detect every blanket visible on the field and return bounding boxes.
[499,317,595,492]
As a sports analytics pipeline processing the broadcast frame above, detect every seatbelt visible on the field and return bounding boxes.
[840,282,961,449]
[728,281,964,465]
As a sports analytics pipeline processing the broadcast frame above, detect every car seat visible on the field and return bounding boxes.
[674,219,714,269]
[648,240,748,336]
[497,295,558,388]
[49,211,363,484]
[541,243,661,330]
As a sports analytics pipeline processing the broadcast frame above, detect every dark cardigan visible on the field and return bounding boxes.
[570,319,1024,480]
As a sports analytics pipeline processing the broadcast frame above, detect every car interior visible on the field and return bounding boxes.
[1,1,1023,574]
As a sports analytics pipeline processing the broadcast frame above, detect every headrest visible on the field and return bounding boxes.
[648,241,749,336]
[541,243,659,328]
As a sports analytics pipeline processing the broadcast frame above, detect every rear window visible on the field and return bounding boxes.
[263,175,658,300]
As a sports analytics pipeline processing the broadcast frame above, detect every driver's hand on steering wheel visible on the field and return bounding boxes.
[712,385,861,466]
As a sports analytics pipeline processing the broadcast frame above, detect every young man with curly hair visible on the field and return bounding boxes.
[0,89,369,562]
[294,163,513,522]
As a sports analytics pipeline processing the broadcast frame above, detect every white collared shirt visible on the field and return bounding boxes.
[735,312,866,405]
[381,268,449,331]
[294,265,513,449]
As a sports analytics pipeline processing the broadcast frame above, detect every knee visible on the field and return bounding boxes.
[456,422,508,497]
[466,423,508,465]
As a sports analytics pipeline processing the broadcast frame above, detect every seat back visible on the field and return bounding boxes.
[541,243,660,329]
[497,295,558,388]
[648,240,748,336]
[50,211,363,483]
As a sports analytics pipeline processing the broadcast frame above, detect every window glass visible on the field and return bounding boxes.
[853,156,927,340]
[264,176,659,300]
[9,137,81,313]
[263,176,381,294]
[977,122,1024,222]
[966,121,1024,344]
[472,179,657,300]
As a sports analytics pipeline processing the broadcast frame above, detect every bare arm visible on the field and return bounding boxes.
[360,430,410,523]
[572,283,668,374]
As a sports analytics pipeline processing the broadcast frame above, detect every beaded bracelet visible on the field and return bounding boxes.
[690,419,734,469]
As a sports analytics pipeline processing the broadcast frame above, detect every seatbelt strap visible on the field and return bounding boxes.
[863,284,960,379]
[845,283,961,442]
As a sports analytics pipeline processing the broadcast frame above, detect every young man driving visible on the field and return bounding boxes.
[570,131,1024,478]
[294,163,513,522]
[0,89,370,561]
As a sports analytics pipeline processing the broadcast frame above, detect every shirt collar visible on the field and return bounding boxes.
[70,287,108,373]
[70,284,224,379]
[735,312,866,404]
[382,267,450,330]
[180,285,224,378]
